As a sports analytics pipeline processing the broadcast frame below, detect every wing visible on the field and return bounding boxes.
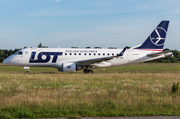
[76,46,128,65]
[147,50,175,57]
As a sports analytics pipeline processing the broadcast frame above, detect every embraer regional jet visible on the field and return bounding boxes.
[3,21,174,74]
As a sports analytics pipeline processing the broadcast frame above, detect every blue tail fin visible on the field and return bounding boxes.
[134,21,169,50]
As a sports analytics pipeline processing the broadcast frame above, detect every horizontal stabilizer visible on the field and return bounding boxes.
[147,50,175,57]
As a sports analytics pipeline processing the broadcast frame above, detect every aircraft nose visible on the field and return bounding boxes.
[3,58,8,64]
[3,58,10,64]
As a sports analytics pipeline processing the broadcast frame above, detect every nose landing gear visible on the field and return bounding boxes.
[24,67,30,74]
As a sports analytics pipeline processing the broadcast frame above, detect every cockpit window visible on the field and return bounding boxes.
[18,52,23,55]
[14,51,23,55]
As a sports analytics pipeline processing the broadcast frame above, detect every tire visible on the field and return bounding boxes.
[83,70,88,74]
[89,70,93,74]
[25,71,29,74]
[83,69,93,74]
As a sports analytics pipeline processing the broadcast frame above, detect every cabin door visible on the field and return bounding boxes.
[126,50,132,62]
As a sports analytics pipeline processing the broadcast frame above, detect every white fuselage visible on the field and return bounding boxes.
[3,48,165,69]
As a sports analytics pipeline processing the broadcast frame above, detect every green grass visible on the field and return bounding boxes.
[0,63,180,118]
[1,63,180,74]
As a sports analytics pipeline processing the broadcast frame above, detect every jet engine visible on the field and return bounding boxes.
[58,63,82,72]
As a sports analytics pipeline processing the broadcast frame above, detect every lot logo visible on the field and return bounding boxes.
[150,27,167,46]
[29,52,63,63]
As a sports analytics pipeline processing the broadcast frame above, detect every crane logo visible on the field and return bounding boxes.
[150,27,167,46]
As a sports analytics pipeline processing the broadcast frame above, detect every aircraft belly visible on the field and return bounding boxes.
[26,63,53,67]
[110,58,128,67]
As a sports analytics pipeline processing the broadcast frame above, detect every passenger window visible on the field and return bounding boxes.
[65,53,67,55]
[103,53,105,56]
[70,53,72,55]
[74,53,76,55]
[94,53,96,55]
[107,53,109,56]
[112,53,114,56]
[84,53,86,55]
[79,53,81,55]
[98,53,100,56]
[89,53,91,55]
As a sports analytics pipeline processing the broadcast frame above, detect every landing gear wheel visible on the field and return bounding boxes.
[25,71,29,74]
[25,69,29,74]
[89,70,93,74]
[24,67,30,74]
[83,69,93,74]
[83,69,88,74]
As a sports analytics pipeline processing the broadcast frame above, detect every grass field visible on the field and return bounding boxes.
[1,63,180,74]
[0,63,180,118]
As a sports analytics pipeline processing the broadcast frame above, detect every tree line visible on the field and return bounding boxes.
[0,49,21,63]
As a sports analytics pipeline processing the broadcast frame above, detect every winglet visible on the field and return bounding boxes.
[117,46,128,56]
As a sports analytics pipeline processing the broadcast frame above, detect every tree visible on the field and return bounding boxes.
[43,46,48,48]
[94,47,101,49]
[163,48,170,51]
[169,57,178,63]
[38,43,42,48]
[127,46,131,49]
[71,47,78,48]
[172,50,179,58]
[108,47,117,49]
[8,49,13,56]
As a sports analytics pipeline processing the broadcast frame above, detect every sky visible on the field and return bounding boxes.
[0,0,180,50]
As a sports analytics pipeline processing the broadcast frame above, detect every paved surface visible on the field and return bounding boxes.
[41,116,180,119]
[81,117,180,119]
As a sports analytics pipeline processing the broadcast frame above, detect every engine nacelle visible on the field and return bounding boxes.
[58,63,82,72]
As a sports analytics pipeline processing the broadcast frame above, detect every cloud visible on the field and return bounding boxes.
[56,0,61,2]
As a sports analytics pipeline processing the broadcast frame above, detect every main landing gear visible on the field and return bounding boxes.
[24,67,30,74]
[25,70,29,74]
[83,69,94,74]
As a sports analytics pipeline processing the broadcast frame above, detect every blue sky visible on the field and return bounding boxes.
[0,0,180,50]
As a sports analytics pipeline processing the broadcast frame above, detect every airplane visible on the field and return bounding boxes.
[3,21,174,74]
